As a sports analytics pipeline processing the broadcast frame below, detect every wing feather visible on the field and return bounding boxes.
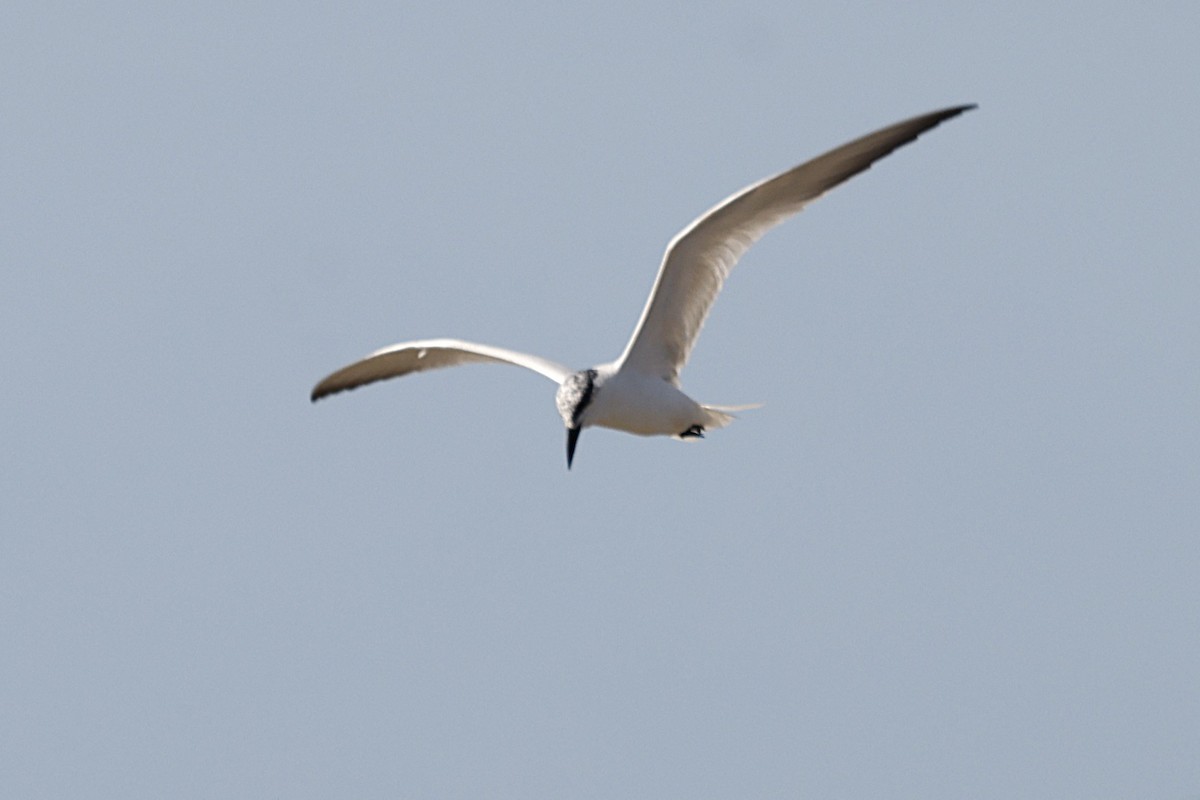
[619,104,975,383]
[311,338,570,401]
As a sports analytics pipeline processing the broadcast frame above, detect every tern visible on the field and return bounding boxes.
[312,104,975,468]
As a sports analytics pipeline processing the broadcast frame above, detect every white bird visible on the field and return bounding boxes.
[312,104,975,468]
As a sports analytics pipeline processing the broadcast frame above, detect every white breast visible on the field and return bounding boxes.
[584,369,706,437]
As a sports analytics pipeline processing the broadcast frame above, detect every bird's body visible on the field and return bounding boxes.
[312,104,975,467]
[561,364,733,439]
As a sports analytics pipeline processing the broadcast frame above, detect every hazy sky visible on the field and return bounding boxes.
[4,2,1198,798]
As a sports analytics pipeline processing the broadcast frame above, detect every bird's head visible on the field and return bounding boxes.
[555,368,598,469]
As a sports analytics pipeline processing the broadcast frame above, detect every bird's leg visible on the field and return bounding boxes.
[680,424,705,438]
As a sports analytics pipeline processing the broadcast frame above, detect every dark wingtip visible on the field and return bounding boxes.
[925,103,977,124]
[922,104,977,127]
[310,379,349,403]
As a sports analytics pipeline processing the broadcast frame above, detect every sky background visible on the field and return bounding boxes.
[4,2,1198,798]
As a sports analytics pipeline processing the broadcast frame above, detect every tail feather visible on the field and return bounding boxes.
[700,402,763,430]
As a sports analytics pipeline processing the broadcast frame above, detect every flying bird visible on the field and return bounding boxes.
[312,104,975,468]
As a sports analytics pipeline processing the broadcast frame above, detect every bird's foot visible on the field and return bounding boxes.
[680,424,705,438]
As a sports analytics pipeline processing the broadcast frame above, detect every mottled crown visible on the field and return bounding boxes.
[554,369,597,428]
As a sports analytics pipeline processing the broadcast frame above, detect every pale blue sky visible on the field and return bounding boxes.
[3,2,1198,798]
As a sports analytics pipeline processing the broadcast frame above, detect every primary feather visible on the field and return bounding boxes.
[618,104,975,384]
[311,338,570,401]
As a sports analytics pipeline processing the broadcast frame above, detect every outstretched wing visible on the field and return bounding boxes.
[618,104,975,384]
[311,338,571,401]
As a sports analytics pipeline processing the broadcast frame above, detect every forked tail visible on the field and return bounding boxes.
[700,402,763,430]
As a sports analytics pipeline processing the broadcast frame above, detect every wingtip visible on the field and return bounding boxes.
[310,377,350,403]
[927,103,977,122]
